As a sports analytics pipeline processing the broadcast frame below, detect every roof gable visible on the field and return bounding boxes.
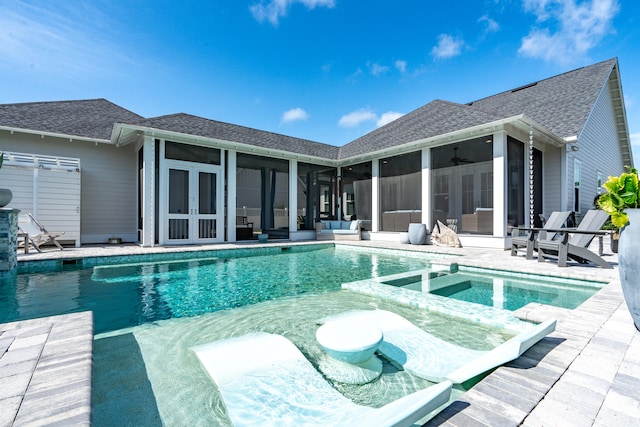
[0,98,143,141]
[467,58,617,139]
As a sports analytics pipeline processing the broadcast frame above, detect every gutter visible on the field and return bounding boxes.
[0,125,110,146]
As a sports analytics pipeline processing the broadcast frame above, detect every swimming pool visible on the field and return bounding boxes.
[0,244,435,333]
[0,244,598,426]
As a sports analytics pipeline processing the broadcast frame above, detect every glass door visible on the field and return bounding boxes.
[165,162,223,244]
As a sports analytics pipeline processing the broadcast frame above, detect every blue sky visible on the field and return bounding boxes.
[1,0,639,164]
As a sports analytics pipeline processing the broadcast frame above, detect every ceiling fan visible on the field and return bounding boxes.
[451,147,473,166]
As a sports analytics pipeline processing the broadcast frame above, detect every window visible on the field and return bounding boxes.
[597,171,603,195]
[480,171,494,208]
[461,174,474,214]
[379,152,422,231]
[431,137,493,233]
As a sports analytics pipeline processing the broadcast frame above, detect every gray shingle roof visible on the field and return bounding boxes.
[131,113,340,160]
[338,100,504,159]
[467,58,617,139]
[0,98,143,140]
[338,58,617,160]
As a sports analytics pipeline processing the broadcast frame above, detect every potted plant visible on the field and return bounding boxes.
[598,166,640,330]
[0,152,12,208]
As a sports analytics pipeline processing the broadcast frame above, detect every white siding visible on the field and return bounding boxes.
[575,77,625,215]
[0,131,138,244]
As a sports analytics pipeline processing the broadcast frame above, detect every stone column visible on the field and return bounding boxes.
[0,208,20,272]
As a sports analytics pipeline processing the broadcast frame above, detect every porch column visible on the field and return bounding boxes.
[227,151,237,242]
[336,166,342,220]
[421,148,431,229]
[371,160,379,232]
[141,136,155,247]
[289,160,297,232]
[493,130,507,238]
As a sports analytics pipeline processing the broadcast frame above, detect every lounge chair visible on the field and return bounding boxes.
[536,209,611,268]
[511,211,571,259]
[17,213,65,252]
[320,310,556,384]
[192,332,452,426]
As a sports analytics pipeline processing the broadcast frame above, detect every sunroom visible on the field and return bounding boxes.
[114,112,565,249]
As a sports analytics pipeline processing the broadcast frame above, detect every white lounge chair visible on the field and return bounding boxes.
[192,332,452,427]
[320,310,556,384]
[537,209,611,268]
[17,213,65,252]
[511,211,571,259]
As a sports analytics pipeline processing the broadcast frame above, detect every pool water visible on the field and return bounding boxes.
[1,244,596,426]
[92,291,512,426]
[384,268,602,311]
[0,245,433,333]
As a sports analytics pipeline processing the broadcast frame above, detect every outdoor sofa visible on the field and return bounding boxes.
[315,219,362,241]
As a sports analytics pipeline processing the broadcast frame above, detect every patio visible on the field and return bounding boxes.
[2,239,638,426]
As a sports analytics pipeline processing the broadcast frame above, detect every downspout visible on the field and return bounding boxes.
[529,126,534,228]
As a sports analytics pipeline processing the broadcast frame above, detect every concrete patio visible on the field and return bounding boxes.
[1,239,638,426]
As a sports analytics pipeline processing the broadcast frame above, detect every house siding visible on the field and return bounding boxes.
[0,131,138,244]
[576,76,625,215]
[543,145,563,216]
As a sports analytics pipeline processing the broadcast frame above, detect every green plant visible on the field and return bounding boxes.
[598,166,640,228]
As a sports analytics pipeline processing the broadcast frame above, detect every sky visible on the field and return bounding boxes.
[1,0,639,165]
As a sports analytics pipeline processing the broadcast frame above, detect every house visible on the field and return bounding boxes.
[0,58,632,248]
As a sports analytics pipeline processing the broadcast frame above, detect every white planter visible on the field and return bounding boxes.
[618,208,640,331]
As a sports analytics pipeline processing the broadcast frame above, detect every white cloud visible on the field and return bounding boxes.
[338,109,378,128]
[281,108,309,123]
[395,60,407,73]
[519,0,619,63]
[377,111,404,127]
[478,15,500,33]
[431,34,464,59]
[338,109,404,128]
[250,0,336,26]
[0,2,137,80]
[370,62,389,76]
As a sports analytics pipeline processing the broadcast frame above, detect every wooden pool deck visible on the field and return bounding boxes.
[2,240,638,426]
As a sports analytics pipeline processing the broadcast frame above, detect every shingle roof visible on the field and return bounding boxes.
[338,58,617,160]
[338,100,504,159]
[0,98,143,140]
[467,58,617,139]
[131,113,340,160]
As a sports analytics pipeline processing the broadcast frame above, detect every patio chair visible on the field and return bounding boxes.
[192,332,452,426]
[511,211,571,259]
[536,209,611,268]
[17,213,65,252]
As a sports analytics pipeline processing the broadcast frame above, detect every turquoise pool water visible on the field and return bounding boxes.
[0,245,434,333]
[384,268,602,311]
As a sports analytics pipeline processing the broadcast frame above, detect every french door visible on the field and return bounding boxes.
[162,161,223,244]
